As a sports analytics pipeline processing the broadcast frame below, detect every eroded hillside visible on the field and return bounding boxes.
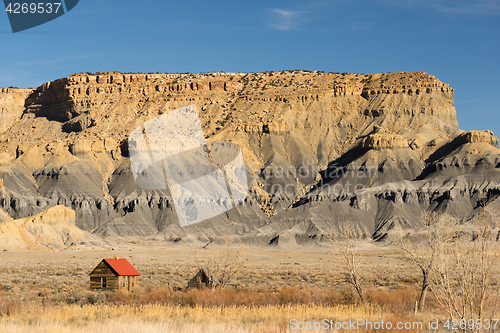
[0,71,498,246]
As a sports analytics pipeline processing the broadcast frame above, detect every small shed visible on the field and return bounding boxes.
[89,256,140,291]
[188,268,213,289]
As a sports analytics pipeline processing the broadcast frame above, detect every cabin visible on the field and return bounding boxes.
[89,256,140,291]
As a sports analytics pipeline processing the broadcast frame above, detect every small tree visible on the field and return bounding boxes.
[329,221,365,302]
[194,238,244,289]
[392,211,458,313]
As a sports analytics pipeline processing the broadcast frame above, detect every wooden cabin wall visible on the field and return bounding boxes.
[90,275,119,290]
[89,262,119,290]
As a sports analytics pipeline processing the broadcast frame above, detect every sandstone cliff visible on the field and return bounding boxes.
[0,88,32,133]
[0,71,498,245]
[0,205,100,250]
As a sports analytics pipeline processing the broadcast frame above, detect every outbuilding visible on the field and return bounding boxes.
[89,256,140,291]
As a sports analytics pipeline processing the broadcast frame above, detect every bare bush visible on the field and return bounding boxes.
[431,207,500,323]
[329,221,365,302]
[0,297,18,317]
[194,238,244,289]
[392,211,458,313]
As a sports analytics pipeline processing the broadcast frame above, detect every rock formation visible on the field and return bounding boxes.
[0,70,498,246]
[0,205,101,250]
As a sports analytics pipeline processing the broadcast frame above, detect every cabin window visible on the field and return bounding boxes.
[132,277,135,288]
[123,278,126,288]
[101,277,107,288]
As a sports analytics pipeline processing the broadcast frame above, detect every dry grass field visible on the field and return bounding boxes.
[0,242,497,332]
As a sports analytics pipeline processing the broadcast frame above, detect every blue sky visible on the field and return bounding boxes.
[1,0,499,135]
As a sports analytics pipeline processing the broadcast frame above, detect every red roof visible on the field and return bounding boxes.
[103,258,140,276]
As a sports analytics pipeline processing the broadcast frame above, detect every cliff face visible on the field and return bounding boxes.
[0,71,498,245]
[0,88,33,133]
[22,71,457,140]
[3,71,458,168]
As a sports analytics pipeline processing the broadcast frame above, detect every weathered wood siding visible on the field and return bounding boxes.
[118,275,139,291]
[89,261,119,290]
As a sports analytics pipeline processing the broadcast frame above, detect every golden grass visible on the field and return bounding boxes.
[0,302,444,333]
[0,285,455,333]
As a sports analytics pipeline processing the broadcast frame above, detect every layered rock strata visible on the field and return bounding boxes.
[0,70,498,246]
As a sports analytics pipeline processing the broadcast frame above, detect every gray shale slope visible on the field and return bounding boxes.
[0,71,499,247]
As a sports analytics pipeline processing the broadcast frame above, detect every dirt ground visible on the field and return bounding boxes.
[0,241,421,292]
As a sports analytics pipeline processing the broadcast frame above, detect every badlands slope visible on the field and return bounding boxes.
[0,205,99,250]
